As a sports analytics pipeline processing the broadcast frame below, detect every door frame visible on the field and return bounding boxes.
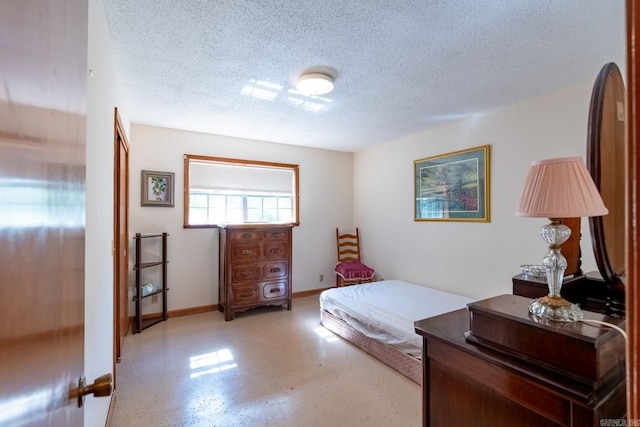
[626,0,639,417]
[113,107,130,378]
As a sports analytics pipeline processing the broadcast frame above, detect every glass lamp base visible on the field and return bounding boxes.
[528,295,583,322]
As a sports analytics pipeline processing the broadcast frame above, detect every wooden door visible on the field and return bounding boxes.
[0,1,89,425]
[114,108,130,369]
[626,0,640,417]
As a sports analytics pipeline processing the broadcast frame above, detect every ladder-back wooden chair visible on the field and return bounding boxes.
[334,227,375,287]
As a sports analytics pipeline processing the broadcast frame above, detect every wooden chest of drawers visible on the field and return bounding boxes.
[218,224,293,321]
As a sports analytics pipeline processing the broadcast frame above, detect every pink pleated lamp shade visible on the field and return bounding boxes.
[515,157,609,218]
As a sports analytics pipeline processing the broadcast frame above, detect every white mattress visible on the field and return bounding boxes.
[319,280,474,358]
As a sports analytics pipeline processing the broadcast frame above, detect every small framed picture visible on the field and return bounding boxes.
[141,170,175,207]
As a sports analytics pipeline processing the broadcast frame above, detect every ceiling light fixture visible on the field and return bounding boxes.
[296,73,334,95]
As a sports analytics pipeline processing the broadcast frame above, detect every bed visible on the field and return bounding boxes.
[319,279,475,385]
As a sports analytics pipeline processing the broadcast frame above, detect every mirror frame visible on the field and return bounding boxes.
[586,62,626,285]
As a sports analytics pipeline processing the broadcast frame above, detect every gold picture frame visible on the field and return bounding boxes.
[414,145,490,222]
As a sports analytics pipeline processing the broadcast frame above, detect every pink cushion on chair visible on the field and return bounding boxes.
[335,261,375,280]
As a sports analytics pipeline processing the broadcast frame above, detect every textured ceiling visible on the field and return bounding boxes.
[103,1,625,153]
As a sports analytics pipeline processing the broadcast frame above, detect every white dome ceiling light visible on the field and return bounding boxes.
[296,73,334,95]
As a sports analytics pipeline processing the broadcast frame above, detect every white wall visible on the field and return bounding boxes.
[128,125,353,312]
[353,81,602,300]
[86,0,130,424]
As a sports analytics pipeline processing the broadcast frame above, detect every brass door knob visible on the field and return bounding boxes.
[77,373,113,407]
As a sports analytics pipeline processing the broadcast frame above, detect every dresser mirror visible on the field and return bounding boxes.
[586,62,626,287]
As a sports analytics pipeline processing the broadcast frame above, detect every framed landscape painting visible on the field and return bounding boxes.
[414,145,490,222]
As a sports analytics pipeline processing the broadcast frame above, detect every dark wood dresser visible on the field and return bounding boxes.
[218,224,293,321]
[414,294,626,426]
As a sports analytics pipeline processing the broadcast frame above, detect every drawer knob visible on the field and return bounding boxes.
[269,287,281,293]
[270,232,281,238]
[241,269,253,276]
[270,248,282,254]
[240,290,254,297]
[241,233,252,239]
[241,249,255,255]
[269,267,281,273]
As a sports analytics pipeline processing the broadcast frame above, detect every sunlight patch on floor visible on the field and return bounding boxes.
[189,349,238,378]
[314,326,339,342]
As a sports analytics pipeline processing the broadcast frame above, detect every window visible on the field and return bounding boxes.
[184,155,299,228]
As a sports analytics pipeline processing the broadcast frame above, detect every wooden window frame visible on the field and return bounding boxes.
[183,154,300,228]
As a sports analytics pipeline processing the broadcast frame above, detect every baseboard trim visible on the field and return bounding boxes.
[293,287,330,298]
[169,304,217,318]
[128,287,332,325]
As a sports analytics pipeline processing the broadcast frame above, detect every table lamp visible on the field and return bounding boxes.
[515,157,608,322]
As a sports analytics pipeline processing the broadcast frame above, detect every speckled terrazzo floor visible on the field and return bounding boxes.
[111,294,421,427]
